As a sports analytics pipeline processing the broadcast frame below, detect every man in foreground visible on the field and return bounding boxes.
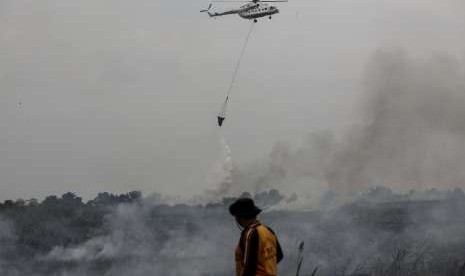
[229,198,284,276]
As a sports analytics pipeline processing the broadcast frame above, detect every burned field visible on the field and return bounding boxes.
[1,189,465,276]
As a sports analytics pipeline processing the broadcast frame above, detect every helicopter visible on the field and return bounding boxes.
[201,0,288,22]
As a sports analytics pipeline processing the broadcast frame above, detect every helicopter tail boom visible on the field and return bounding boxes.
[204,10,240,17]
[200,3,213,13]
[201,3,243,17]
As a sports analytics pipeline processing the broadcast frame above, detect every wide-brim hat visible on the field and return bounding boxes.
[229,198,262,218]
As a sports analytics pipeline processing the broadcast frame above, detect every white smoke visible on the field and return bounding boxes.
[203,131,235,199]
[41,202,235,276]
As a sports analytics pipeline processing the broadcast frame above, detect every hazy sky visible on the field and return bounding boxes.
[1,0,464,201]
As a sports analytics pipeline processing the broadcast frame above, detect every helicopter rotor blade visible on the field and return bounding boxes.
[209,1,250,3]
[210,0,288,2]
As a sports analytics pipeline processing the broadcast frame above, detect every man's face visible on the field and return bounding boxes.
[235,216,254,228]
[235,216,248,229]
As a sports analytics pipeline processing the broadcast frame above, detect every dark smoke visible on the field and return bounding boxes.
[213,50,465,202]
[328,50,465,194]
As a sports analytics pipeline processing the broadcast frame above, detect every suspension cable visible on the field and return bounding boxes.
[218,21,255,126]
[225,21,255,102]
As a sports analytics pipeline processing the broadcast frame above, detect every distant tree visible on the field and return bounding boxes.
[127,191,142,201]
[26,198,39,207]
[3,200,15,208]
[88,191,142,206]
[254,189,284,207]
[62,192,83,207]
[15,199,25,207]
[88,192,116,206]
[42,195,59,206]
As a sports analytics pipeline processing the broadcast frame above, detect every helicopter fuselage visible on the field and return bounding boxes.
[205,3,279,21]
[238,3,279,19]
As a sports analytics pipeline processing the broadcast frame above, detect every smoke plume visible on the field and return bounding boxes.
[207,50,465,201]
[328,50,465,194]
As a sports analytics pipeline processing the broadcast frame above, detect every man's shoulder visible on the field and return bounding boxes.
[257,223,276,234]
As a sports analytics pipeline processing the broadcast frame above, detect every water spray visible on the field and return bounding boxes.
[219,132,233,184]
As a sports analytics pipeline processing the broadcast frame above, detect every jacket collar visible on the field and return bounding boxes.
[242,220,261,233]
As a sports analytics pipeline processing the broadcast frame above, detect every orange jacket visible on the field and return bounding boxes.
[235,222,283,276]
